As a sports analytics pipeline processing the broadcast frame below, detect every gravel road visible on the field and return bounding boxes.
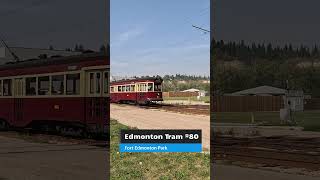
[110,104,210,150]
[0,135,108,180]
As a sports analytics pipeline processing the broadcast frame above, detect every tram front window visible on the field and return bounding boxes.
[154,84,162,92]
[3,79,11,96]
[147,83,154,92]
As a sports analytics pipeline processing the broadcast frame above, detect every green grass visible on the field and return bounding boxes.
[212,111,320,132]
[110,120,210,180]
[163,96,210,103]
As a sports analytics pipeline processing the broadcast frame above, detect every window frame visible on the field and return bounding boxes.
[51,74,65,95]
[2,79,12,96]
[66,73,80,95]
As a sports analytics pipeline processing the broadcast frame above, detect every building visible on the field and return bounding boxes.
[182,88,206,97]
[230,86,304,111]
[230,86,286,96]
[0,47,81,65]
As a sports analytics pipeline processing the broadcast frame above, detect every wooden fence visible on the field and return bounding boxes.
[213,96,284,112]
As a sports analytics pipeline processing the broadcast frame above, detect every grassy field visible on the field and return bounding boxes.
[213,111,320,131]
[110,120,210,180]
[163,96,210,103]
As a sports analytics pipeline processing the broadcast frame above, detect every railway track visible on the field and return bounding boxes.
[135,103,210,115]
[213,136,320,170]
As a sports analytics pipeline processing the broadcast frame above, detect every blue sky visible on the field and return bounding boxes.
[111,0,210,77]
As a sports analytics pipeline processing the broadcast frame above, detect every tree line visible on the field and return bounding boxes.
[162,74,210,92]
[211,39,320,63]
[211,39,320,97]
[163,74,209,81]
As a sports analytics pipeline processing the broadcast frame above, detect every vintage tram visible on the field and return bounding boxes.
[0,52,109,136]
[110,76,163,104]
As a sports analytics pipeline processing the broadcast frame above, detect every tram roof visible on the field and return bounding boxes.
[0,52,108,71]
[111,76,163,84]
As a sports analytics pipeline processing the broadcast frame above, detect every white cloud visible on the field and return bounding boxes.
[112,27,145,47]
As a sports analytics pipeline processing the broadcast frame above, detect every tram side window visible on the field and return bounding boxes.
[148,83,154,92]
[96,72,101,94]
[51,75,64,95]
[67,74,80,95]
[3,79,12,96]
[118,86,121,92]
[38,76,49,95]
[26,77,36,95]
[139,83,146,92]
[90,73,94,94]
[110,86,114,92]
[130,85,135,92]
[126,85,130,92]
[122,86,126,92]
[104,72,109,94]
[0,80,2,96]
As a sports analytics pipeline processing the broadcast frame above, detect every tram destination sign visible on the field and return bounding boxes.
[119,130,202,152]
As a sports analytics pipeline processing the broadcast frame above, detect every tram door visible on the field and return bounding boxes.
[13,78,24,123]
[137,83,146,104]
[85,71,104,125]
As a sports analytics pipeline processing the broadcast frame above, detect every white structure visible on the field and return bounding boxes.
[0,47,80,65]
[231,86,304,112]
[182,88,206,97]
[230,86,286,96]
[182,88,200,93]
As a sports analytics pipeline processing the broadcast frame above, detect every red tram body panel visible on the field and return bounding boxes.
[110,77,163,104]
[0,52,110,135]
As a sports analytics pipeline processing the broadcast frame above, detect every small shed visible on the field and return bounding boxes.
[182,88,206,97]
[231,86,304,111]
[230,86,286,96]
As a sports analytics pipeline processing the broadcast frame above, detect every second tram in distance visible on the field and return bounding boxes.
[110,76,163,105]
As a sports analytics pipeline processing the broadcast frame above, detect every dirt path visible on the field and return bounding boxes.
[111,104,210,150]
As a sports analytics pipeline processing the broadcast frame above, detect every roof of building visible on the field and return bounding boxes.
[182,88,200,92]
[231,86,286,96]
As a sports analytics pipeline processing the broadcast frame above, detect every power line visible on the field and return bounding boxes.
[0,35,20,62]
[192,25,210,34]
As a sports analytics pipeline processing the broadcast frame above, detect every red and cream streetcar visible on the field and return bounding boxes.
[110,76,163,105]
[0,52,109,136]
